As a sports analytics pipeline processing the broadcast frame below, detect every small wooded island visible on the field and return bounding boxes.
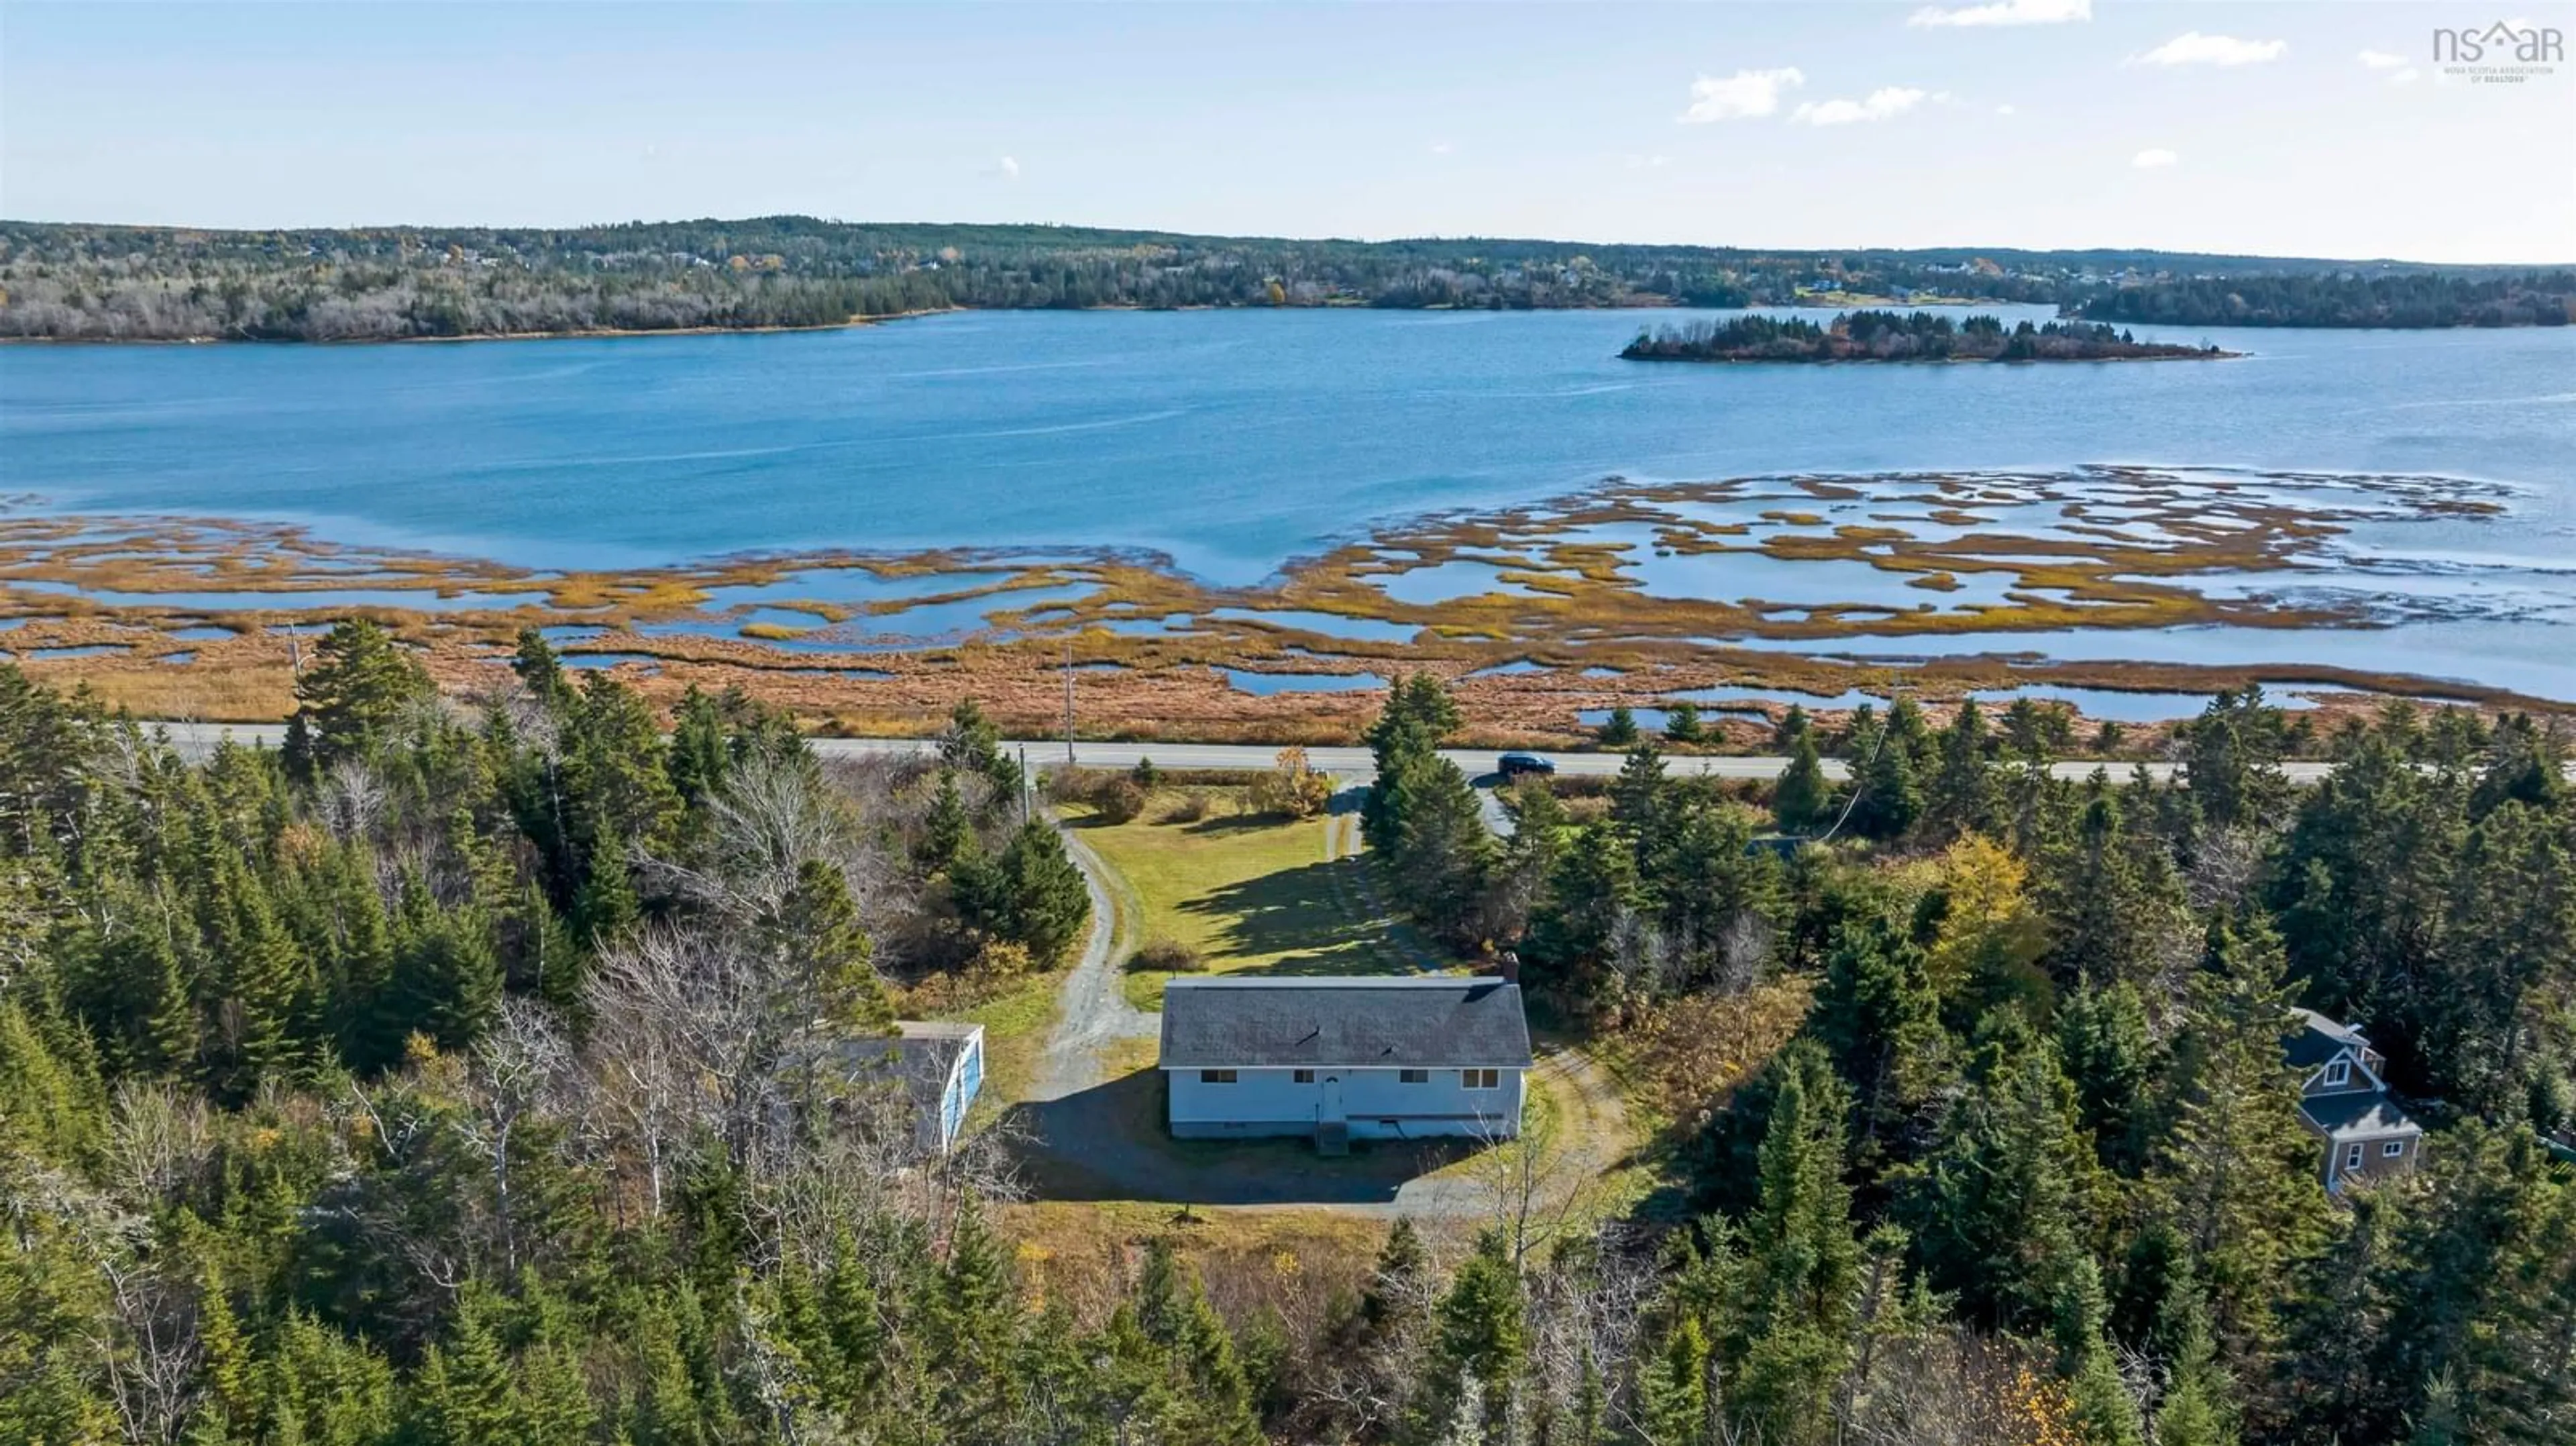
[1621,309,2231,364]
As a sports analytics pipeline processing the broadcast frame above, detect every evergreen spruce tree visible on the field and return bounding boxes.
[510,625,571,710]
[930,1194,1022,1432]
[1609,739,1668,862]
[2059,980,2155,1174]
[1815,915,1943,1151]
[1774,725,1833,835]
[2180,686,2290,833]
[201,849,311,1098]
[1414,1231,1524,1445]
[1726,1065,1859,1446]
[1638,1316,1711,1446]
[2043,784,2190,990]
[409,1292,517,1446]
[921,768,976,873]
[2149,914,2327,1361]
[2153,1314,2241,1446]
[387,874,502,1055]
[769,857,894,1033]
[665,684,733,811]
[1903,1028,2100,1332]
[570,824,641,949]
[958,819,1091,966]
[1924,698,1996,842]
[2050,1255,2147,1446]
[292,619,431,767]
[1849,696,1929,840]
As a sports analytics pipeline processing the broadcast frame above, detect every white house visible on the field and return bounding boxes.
[1160,976,1534,1153]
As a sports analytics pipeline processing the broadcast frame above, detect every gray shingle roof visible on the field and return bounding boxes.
[1159,977,1534,1070]
[2285,1007,2367,1070]
[2300,1089,2421,1140]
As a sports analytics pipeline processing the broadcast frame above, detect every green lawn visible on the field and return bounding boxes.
[1072,794,1441,1009]
[946,976,1059,1130]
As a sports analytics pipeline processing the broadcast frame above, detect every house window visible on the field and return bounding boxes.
[1293,1069,1315,1084]
[1200,1069,1238,1085]
[2383,1139,2407,1158]
[2323,1060,2351,1087]
[1462,1068,1500,1090]
[1398,1068,1429,1084]
[2345,1143,2365,1172]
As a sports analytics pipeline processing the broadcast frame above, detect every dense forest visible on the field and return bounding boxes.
[1620,311,2224,364]
[4,644,2572,1445]
[0,216,2525,342]
[1362,678,2576,1446]
[0,626,1108,1445]
[2073,271,2576,329]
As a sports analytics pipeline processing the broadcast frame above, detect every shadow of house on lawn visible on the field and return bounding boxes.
[1176,858,1392,973]
[996,1068,1479,1208]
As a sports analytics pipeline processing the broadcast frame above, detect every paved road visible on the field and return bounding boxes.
[150,721,2342,784]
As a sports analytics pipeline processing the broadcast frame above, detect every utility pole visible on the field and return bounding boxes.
[1018,745,1031,823]
[1063,634,1076,764]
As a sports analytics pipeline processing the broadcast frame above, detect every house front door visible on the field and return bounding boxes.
[1320,1075,1344,1125]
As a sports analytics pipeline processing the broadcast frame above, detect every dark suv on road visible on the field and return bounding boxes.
[1497,752,1557,780]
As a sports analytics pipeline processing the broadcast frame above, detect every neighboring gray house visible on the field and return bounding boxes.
[841,1021,985,1155]
[1160,977,1534,1153]
[2288,1008,2422,1194]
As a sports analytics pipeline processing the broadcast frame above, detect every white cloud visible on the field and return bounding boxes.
[1428,140,1454,156]
[2390,66,2420,85]
[1909,0,2089,28]
[2137,32,2288,67]
[2357,49,2408,70]
[1792,87,1931,126]
[1680,67,1805,121]
[1623,154,1671,170]
[2132,148,2180,168]
[1995,103,2018,115]
[993,155,1020,180]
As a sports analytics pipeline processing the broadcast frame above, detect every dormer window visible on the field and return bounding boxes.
[2323,1059,2351,1088]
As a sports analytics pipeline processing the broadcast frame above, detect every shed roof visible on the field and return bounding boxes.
[833,1024,980,1117]
[1159,977,1534,1071]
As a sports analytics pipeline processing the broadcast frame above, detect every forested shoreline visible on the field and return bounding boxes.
[1621,310,2227,364]
[1,216,2558,342]
[2075,271,2576,329]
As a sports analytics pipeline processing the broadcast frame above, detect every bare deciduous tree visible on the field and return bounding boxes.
[317,756,390,842]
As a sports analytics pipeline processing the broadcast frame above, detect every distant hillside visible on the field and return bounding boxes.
[0,215,2560,342]
[2072,270,2576,328]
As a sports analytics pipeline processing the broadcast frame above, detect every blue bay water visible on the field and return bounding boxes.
[6,307,2571,582]
[3,307,2573,694]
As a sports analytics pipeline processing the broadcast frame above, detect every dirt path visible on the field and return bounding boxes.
[1032,823,1157,1101]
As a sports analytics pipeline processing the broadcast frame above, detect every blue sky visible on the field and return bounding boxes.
[4,1,2569,261]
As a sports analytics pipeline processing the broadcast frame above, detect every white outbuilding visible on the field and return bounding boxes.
[1159,976,1533,1153]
